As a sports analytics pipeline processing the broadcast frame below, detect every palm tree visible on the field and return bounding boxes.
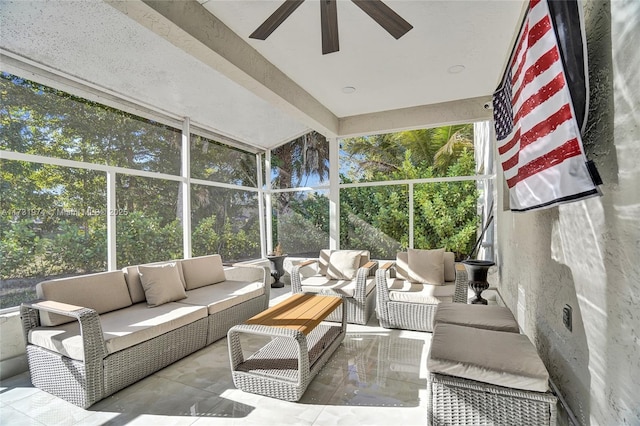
[271,131,330,189]
[341,124,474,179]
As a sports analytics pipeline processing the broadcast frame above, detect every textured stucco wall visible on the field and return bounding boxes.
[496,1,640,425]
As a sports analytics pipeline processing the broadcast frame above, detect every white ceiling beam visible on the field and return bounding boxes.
[338,96,493,137]
[106,0,340,138]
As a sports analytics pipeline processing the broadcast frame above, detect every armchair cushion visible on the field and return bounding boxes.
[407,248,445,285]
[387,279,456,304]
[298,275,376,297]
[396,251,455,283]
[326,250,362,280]
[138,263,187,307]
[319,249,370,276]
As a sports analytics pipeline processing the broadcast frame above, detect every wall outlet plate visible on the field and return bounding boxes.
[563,304,572,332]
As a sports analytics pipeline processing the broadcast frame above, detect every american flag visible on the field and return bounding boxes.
[493,0,599,212]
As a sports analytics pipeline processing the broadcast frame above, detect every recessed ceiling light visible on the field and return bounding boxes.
[342,86,356,94]
[447,65,466,74]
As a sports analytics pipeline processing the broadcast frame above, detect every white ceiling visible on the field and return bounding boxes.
[0,0,526,150]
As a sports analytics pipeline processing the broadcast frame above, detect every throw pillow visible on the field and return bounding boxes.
[138,263,187,307]
[407,248,445,285]
[326,250,362,280]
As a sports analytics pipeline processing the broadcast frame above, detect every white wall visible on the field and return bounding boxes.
[496,1,640,424]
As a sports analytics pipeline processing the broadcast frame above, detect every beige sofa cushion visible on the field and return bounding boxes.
[428,323,550,392]
[180,254,226,290]
[300,276,376,298]
[407,248,445,285]
[387,279,455,304]
[138,263,187,307]
[319,249,369,276]
[434,302,520,333]
[36,271,132,326]
[326,250,362,280]
[28,303,207,361]
[177,280,265,314]
[396,251,455,283]
[123,259,186,304]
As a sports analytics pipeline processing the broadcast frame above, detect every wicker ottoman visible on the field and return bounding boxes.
[433,302,520,333]
[427,323,557,425]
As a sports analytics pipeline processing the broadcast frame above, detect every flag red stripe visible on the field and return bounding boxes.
[511,31,528,84]
[512,47,560,105]
[520,103,573,150]
[529,0,543,10]
[529,14,552,48]
[503,152,519,172]
[514,72,565,125]
[506,138,582,188]
[511,14,552,84]
[498,128,520,155]
[509,0,544,71]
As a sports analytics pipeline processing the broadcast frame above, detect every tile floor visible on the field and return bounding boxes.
[1,287,436,426]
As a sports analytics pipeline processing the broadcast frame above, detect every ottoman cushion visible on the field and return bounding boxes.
[434,302,519,333]
[428,323,549,392]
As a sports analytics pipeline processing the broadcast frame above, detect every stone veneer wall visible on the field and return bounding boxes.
[495,1,639,425]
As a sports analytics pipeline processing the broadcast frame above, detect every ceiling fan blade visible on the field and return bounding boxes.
[351,0,413,39]
[250,0,305,40]
[320,0,339,54]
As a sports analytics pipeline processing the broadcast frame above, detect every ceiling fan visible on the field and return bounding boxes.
[249,0,413,55]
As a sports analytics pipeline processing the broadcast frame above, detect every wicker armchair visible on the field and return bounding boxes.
[375,250,468,332]
[290,249,377,325]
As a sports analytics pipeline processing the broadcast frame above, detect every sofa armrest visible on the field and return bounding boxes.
[226,263,270,283]
[297,259,318,269]
[352,260,378,300]
[361,261,378,276]
[375,262,395,304]
[290,259,319,294]
[379,261,394,271]
[227,263,271,299]
[20,299,108,361]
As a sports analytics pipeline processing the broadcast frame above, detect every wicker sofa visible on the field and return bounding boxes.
[20,254,270,408]
[375,250,468,332]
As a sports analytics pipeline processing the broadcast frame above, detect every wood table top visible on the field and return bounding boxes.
[244,293,342,335]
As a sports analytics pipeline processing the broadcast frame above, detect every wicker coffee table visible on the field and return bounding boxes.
[227,293,346,401]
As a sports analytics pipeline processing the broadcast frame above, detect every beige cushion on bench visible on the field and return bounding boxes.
[36,271,133,326]
[428,323,550,393]
[28,303,207,361]
[434,302,520,333]
[177,280,265,314]
[180,254,226,290]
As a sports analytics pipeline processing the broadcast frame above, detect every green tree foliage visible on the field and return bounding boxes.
[339,124,479,259]
[1,73,261,309]
[273,192,330,256]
